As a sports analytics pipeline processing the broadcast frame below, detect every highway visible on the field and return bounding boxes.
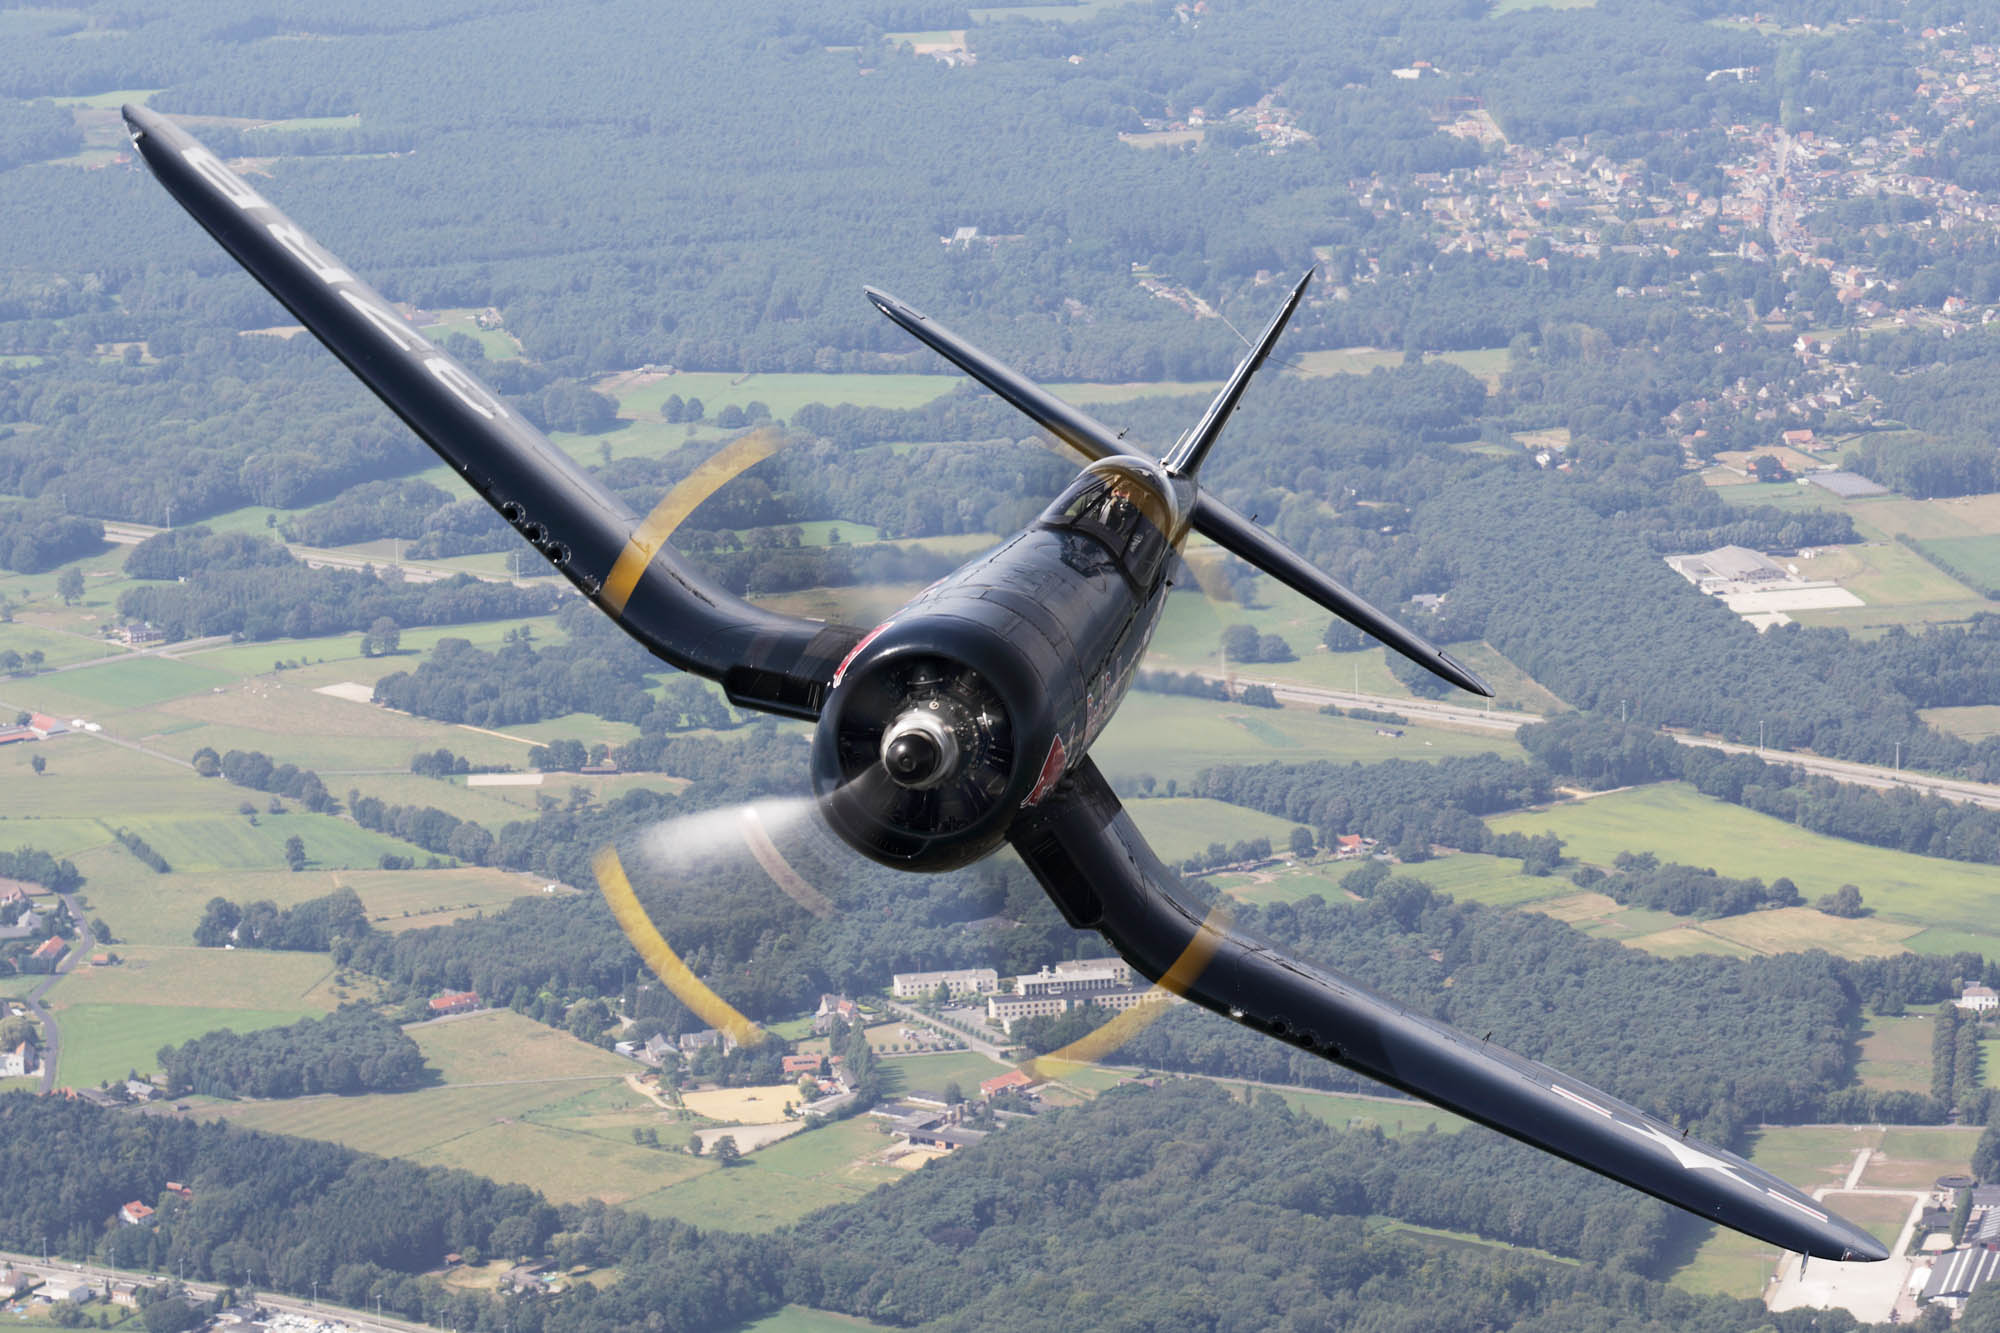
[1210,670,2000,811]
[0,1250,436,1332]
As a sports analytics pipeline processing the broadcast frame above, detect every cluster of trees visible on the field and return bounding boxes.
[1179,836,1275,875]
[349,793,491,867]
[0,505,100,573]
[0,845,80,892]
[199,746,337,814]
[282,478,453,548]
[1220,622,1294,664]
[157,1007,427,1098]
[1131,668,1231,701]
[1191,752,1554,860]
[119,528,560,643]
[1935,1004,1994,1122]
[192,889,371,952]
[372,613,661,728]
[1575,852,1803,920]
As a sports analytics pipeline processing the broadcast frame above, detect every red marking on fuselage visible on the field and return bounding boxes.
[1023,735,1067,807]
[831,621,893,689]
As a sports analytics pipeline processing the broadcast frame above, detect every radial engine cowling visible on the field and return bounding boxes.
[810,619,1053,873]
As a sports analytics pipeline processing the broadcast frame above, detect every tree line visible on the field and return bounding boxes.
[158,1006,426,1099]
[192,888,371,953]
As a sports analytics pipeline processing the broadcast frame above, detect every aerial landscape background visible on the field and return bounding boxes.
[4,0,2000,1328]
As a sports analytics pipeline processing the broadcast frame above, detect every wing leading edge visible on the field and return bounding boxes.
[1009,760,1887,1264]
[124,106,858,719]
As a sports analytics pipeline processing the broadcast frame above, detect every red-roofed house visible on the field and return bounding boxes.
[980,1070,1033,1098]
[428,991,479,1015]
[164,1181,193,1201]
[782,1054,824,1076]
[29,936,66,969]
[27,714,66,738]
[119,1201,155,1226]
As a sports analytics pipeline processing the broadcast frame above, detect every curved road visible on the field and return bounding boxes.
[21,893,94,1093]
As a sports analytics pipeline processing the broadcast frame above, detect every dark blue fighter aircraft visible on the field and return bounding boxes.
[125,103,1886,1264]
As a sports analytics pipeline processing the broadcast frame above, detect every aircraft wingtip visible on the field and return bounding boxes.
[1436,650,1493,698]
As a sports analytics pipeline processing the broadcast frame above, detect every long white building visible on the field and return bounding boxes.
[890,967,999,1000]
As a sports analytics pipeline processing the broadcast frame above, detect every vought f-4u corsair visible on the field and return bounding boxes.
[125,103,1885,1264]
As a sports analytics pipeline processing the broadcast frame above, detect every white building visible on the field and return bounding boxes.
[1015,958,1134,1000]
[891,967,999,1000]
[1955,984,1998,1012]
[988,985,1171,1034]
[0,1041,36,1077]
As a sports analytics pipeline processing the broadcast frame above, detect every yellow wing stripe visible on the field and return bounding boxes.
[599,425,787,615]
[593,846,766,1049]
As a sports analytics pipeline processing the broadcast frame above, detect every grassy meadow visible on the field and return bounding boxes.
[1489,783,2000,958]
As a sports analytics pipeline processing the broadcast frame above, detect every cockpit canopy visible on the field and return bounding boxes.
[1039,456,1184,586]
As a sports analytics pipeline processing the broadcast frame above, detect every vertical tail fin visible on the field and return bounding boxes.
[1163,269,1312,478]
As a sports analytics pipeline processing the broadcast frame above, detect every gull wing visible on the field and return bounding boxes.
[1008,758,1887,1263]
[125,105,858,719]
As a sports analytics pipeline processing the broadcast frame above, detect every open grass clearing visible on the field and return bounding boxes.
[13,655,234,713]
[1855,1017,1936,1095]
[412,1117,699,1205]
[1986,1038,2000,1089]
[0,621,126,669]
[1489,783,2000,955]
[737,1308,894,1333]
[1392,852,1569,909]
[1912,535,2000,594]
[1624,908,1923,961]
[1819,1191,1917,1248]
[1277,1088,1469,1134]
[1671,1226,1780,1299]
[1861,1125,1985,1189]
[54,1002,315,1087]
[1621,926,1758,959]
[624,1116,905,1231]
[412,1009,635,1084]
[1124,798,1303,864]
[1920,705,2000,742]
[680,1084,804,1125]
[0,815,115,857]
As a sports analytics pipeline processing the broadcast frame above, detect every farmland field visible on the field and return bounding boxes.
[739,1309,893,1333]
[1861,1125,1985,1189]
[1913,535,2000,594]
[116,812,435,873]
[881,1049,1012,1094]
[1489,783,2000,956]
[1920,704,2000,742]
[54,1002,315,1087]
[1092,690,1516,787]
[413,1009,635,1083]
[625,1116,905,1230]
[1277,1089,1469,1135]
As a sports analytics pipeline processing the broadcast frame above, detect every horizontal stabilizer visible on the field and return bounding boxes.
[1193,495,1491,697]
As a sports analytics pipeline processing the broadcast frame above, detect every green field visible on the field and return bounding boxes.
[1092,690,1516,787]
[54,1002,315,1087]
[50,945,345,1012]
[116,812,437,873]
[1920,704,2000,742]
[16,655,235,711]
[414,1009,634,1083]
[1124,798,1304,864]
[880,1049,1011,1094]
[1913,535,2000,595]
[1987,1039,2000,1089]
[625,1116,906,1230]
[0,621,125,669]
[1489,783,2000,956]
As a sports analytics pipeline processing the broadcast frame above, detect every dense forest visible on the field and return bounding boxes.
[119,527,562,641]
[158,1006,426,1098]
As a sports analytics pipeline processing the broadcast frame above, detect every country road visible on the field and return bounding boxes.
[101,519,553,588]
[20,892,93,1093]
